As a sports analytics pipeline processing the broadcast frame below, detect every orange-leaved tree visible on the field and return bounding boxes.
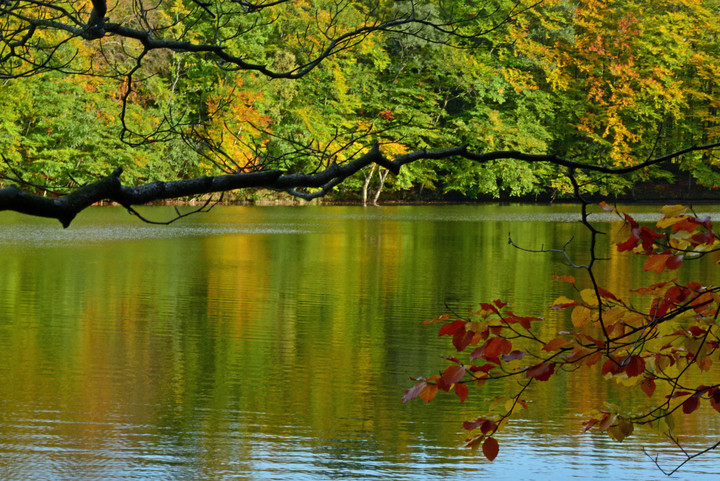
[403,201,720,475]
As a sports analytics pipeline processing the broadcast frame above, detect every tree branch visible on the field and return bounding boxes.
[1,142,718,227]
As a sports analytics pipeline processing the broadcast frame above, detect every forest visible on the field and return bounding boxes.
[1,0,718,206]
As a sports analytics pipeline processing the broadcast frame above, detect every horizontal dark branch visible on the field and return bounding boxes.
[0,167,281,227]
[1,142,718,227]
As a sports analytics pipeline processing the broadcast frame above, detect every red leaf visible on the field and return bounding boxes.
[585,351,604,367]
[483,337,512,359]
[639,227,664,251]
[631,280,672,295]
[553,274,576,284]
[601,358,623,375]
[455,382,469,403]
[672,218,701,233]
[641,377,656,397]
[419,383,438,403]
[665,285,690,304]
[526,362,555,381]
[480,419,497,435]
[439,320,466,337]
[597,287,620,302]
[644,254,670,273]
[582,418,599,432]
[617,220,640,252]
[437,376,452,392]
[624,213,639,229]
[688,326,706,337]
[479,302,499,314]
[505,312,541,329]
[542,337,572,352]
[378,109,394,120]
[667,391,692,398]
[423,314,451,325]
[691,231,715,245]
[469,363,496,374]
[502,350,525,362]
[441,355,461,363]
[691,292,715,314]
[578,333,605,349]
[625,356,646,378]
[665,255,684,270]
[402,382,426,403]
[463,417,486,431]
[683,395,700,414]
[452,329,474,352]
[552,297,580,309]
[616,235,639,252]
[493,299,508,309]
[442,365,466,385]
[649,298,670,319]
[709,388,720,414]
[482,437,499,461]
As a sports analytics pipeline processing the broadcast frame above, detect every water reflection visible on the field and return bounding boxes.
[0,205,719,480]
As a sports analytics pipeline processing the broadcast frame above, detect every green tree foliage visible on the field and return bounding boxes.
[1,0,718,200]
[511,0,720,191]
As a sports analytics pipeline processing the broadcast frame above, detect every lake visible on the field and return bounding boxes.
[0,204,718,480]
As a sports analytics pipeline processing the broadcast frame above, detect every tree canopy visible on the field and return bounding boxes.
[0,0,719,225]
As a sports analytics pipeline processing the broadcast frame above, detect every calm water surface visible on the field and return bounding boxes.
[0,204,719,480]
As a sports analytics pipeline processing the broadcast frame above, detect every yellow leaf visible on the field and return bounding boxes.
[607,416,634,442]
[616,374,642,387]
[552,296,578,308]
[668,230,692,251]
[661,204,687,218]
[496,415,509,432]
[684,338,704,358]
[657,214,690,229]
[663,412,675,432]
[622,311,647,327]
[584,408,603,420]
[572,305,592,328]
[580,289,599,307]
[602,306,627,325]
[488,395,507,412]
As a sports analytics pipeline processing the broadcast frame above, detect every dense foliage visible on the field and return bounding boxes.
[1,0,718,201]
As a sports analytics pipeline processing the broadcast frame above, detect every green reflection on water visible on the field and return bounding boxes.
[0,204,718,480]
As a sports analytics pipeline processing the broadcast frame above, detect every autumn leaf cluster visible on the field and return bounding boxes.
[404,204,720,464]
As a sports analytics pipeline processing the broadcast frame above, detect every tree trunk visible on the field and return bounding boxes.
[362,164,377,206]
[372,168,389,206]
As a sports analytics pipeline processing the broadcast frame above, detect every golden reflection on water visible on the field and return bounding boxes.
[0,204,719,480]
